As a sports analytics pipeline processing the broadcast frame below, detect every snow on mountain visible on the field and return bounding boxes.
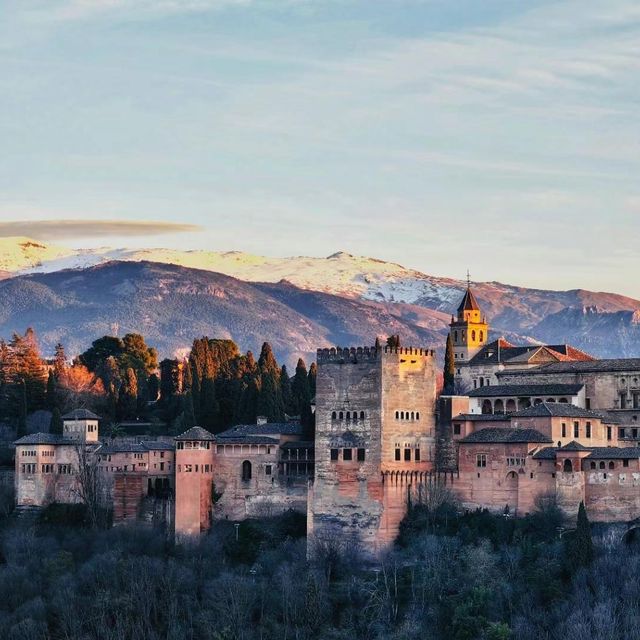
[1,238,463,305]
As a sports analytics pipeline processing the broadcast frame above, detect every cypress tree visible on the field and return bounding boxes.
[53,343,67,379]
[308,362,317,400]
[182,391,196,429]
[280,365,293,415]
[200,376,219,430]
[291,359,311,416]
[386,335,401,348]
[374,336,382,351]
[117,367,138,420]
[15,380,27,438]
[147,373,160,402]
[46,369,57,411]
[567,501,594,570]
[257,343,284,422]
[443,333,455,394]
[50,407,64,435]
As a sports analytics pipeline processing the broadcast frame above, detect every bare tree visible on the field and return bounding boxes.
[71,443,106,528]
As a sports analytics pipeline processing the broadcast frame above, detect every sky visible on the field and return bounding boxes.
[1,0,639,296]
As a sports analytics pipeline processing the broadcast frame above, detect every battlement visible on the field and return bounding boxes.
[316,345,435,364]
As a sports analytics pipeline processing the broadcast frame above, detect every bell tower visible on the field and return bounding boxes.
[449,274,488,364]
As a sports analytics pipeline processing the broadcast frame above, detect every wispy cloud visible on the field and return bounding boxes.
[0,220,203,240]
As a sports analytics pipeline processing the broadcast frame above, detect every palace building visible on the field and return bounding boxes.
[13,285,640,555]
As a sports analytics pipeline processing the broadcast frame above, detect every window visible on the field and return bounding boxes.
[357,448,366,462]
[472,330,476,341]
[395,448,401,461]
[624,459,629,468]
[160,462,165,471]
[574,422,579,438]
[332,411,337,420]
[507,457,525,467]
[599,461,605,470]
[415,449,421,462]
[360,411,365,420]
[620,427,626,439]
[480,331,484,342]
[416,412,420,420]
[561,423,566,438]
[586,398,591,409]
[343,448,352,461]
[241,460,252,481]
[404,448,411,462]
[476,454,487,468]
[586,422,591,438]
[265,465,272,475]
[621,392,627,409]
[609,461,615,470]
[400,411,404,420]
[590,461,596,469]
[453,423,461,435]
[395,411,399,419]
[339,411,343,420]
[607,426,612,441]
[330,448,339,461]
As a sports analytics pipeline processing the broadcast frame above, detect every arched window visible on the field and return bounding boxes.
[479,330,484,342]
[411,411,415,420]
[346,411,350,420]
[352,413,358,424]
[609,461,615,469]
[360,411,365,420]
[454,331,458,343]
[401,411,405,420]
[395,411,399,419]
[241,460,252,481]
[339,411,343,420]
[331,411,337,420]
[472,330,476,341]
[416,412,420,420]
[563,459,573,473]
[590,461,596,469]
[599,461,605,470]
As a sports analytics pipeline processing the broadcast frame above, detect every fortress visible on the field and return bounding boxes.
[14,287,640,553]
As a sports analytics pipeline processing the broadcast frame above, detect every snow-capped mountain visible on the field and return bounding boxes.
[2,236,640,361]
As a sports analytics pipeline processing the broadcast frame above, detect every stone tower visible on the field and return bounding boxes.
[449,285,488,364]
[174,426,216,538]
[308,345,437,556]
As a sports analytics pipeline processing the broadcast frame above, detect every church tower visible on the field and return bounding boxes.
[449,283,488,365]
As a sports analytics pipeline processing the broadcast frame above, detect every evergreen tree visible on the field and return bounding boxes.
[291,359,311,416]
[374,336,382,350]
[181,391,196,430]
[50,407,64,435]
[280,365,293,415]
[10,329,47,412]
[46,369,57,411]
[117,367,138,420]
[308,362,317,400]
[147,373,160,402]
[256,343,284,422]
[443,333,455,394]
[15,380,27,438]
[386,335,401,348]
[53,343,67,379]
[199,376,219,430]
[566,501,594,570]
[160,359,181,400]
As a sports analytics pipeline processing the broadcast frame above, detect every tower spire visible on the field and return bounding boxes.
[466,269,471,288]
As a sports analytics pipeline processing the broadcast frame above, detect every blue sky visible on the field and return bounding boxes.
[1,1,639,296]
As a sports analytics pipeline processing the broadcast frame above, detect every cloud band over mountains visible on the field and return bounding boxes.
[0,219,203,240]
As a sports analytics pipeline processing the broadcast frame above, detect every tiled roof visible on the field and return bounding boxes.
[174,426,216,441]
[457,288,480,313]
[217,421,303,438]
[452,413,510,422]
[561,440,589,451]
[15,433,76,446]
[215,435,279,445]
[281,440,314,449]
[587,447,640,460]
[141,441,175,451]
[498,358,640,376]
[62,409,100,420]
[469,340,594,367]
[532,447,559,460]
[468,383,584,398]
[459,427,552,444]
[511,403,615,421]
[98,442,146,454]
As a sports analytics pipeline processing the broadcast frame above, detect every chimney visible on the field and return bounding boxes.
[256,416,268,426]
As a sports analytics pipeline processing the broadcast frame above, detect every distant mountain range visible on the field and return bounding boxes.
[1,236,639,364]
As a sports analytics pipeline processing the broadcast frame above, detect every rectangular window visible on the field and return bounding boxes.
[454,424,461,435]
[586,422,591,438]
[561,423,566,438]
[357,448,365,462]
[395,448,401,461]
[265,465,272,475]
[574,422,579,438]
[415,448,421,462]
[160,462,165,471]
[620,427,626,439]
[476,454,487,468]
[586,398,591,410]
[624,459,629,468]
[404,448,411,462]
[330,449,339,461]
[621,392,627,409]
[607,426,612,441]
[343,448,352,461]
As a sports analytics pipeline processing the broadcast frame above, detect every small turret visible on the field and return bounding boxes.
[449,277,488,365]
